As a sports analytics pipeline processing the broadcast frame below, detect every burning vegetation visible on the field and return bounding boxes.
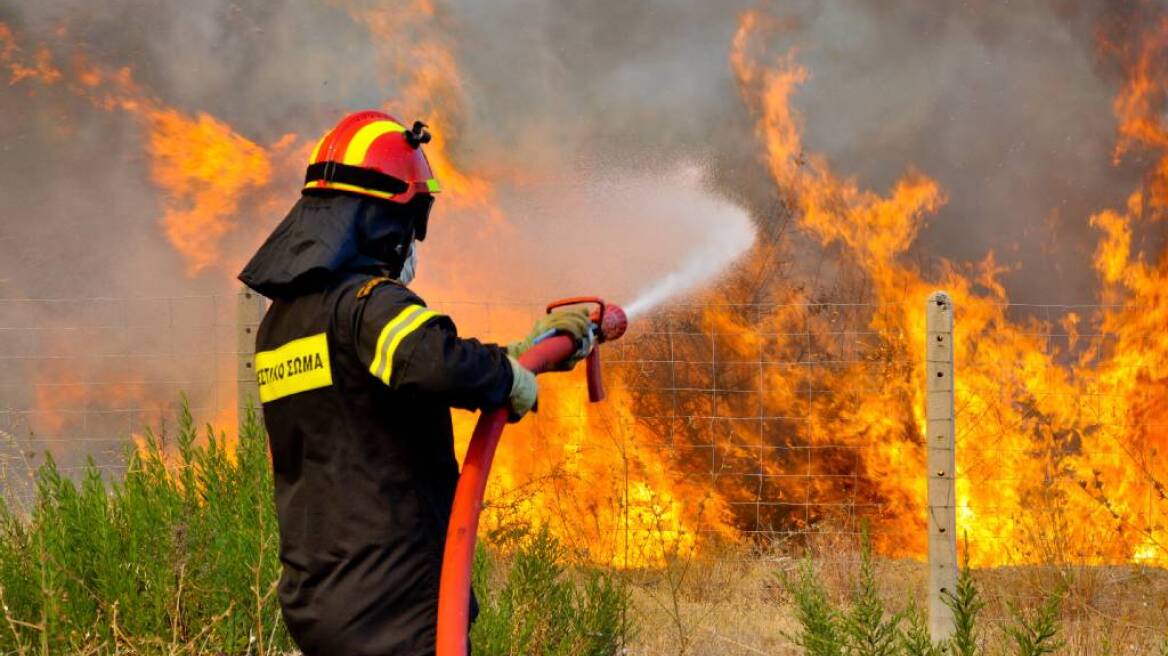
[1,1,1166,574]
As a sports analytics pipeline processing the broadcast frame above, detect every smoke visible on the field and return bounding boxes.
[733,0,1168,302]
[4,0,1159,302]
[2,0,1166,463]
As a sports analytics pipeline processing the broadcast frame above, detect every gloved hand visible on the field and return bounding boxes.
[507,356,538,422]
[506,307,594,371]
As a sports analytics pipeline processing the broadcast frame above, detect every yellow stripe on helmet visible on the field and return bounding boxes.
[303,179,397,201]
[309,131,332,164]
[343,120,406,166]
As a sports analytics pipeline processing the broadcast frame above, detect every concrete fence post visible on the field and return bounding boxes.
[926,290,958,642]
[237,287,267,427]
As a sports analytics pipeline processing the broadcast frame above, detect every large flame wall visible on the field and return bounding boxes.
[1,2,1166,567]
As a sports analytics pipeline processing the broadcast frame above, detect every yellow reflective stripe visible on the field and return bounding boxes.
[369,304,440,384]
[303,179,396,201]
[343,120,406,165]
[425,178,441,193]
[379,309,440,384]
[255,333,333,403]
[369,305,424,377]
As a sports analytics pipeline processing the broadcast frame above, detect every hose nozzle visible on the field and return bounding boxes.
[545,297,627,402]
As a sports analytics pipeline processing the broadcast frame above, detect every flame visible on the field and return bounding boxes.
[1,27,292,276]
[146,110,275,274]
[451,377,736,566]
[6,3,1168,571]
[727,9,1168,565]
[0,23,61,86]
[75,63,298,276]
[336,0,500,219]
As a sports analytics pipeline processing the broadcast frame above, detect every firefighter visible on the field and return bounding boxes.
[239,110,592,656]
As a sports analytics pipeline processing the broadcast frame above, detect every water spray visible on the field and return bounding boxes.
[622,208,754,319]
[436,297,628,656]
[623,255,725,320]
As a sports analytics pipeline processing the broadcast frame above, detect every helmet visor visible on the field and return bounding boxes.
[410,194,435,241]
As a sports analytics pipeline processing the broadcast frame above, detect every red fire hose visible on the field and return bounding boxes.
[435,298,627,656]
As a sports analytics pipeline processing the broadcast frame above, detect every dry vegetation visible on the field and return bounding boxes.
[2,409,1166,655]
[619,540,1168,655]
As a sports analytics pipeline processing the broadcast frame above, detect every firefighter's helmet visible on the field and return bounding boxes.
[303,110,441,207]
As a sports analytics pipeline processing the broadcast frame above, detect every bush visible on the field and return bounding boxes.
[779,558,844,656]
[943,558,985,656]
[839,529,902,656]
[0,403,630,655]
[1004,586,1064,656]
[471,529,628,656]
[779,533,1064,656]
[0,404,290,655]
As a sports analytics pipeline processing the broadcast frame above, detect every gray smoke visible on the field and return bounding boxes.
[1,1,1166,468]
[4,0,1162,302]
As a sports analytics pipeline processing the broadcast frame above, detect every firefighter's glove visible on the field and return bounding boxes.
[506,307,594,372]
[507,356,538,422]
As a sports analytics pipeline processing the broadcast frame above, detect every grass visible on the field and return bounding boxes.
[625,534,1168,655]
[1,406,1166,655]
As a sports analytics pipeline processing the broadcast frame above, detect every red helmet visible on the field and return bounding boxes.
[303,110,441,206]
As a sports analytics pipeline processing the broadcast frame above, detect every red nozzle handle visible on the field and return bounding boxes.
[546,297,627,403]
[586,348,604,402]
[547,295,605,315]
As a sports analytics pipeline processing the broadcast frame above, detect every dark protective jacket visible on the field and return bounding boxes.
[242,194,512,655]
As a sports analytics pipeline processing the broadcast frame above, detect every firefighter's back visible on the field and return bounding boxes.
[256,275,458,656]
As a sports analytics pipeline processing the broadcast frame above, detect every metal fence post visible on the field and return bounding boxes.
[237,287,267,427]
[926,291,957,642]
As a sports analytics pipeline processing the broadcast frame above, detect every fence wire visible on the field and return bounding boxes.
[1,293,1164,577]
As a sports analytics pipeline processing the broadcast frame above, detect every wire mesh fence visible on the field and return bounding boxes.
[0,295,240,508]
[2,290,1165,579]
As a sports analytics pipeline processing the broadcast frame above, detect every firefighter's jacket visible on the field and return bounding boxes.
[254,274,512,655]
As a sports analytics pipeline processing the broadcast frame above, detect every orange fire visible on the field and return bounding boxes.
[1,30,299,276]
[0,22,60,86]
[5,4,1167,571]
[147,110,275,275]
[729,9,1168,565]
[337,0,500,218]
[326,1,736,563]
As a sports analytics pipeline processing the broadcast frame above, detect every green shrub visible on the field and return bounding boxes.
[899,604,942,656]
[0,403,290,655]
[470,529,627,656]
[0,402,630,655]
[1004,586,1064,656]
[840,528,902,656]
[777,533,1068,656]
[943,559,985,656]
[778,559,844,656]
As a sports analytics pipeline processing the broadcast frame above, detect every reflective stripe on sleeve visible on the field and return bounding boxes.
[369,304,441,384]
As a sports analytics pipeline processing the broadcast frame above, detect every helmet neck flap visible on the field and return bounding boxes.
[238,191,427,299]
